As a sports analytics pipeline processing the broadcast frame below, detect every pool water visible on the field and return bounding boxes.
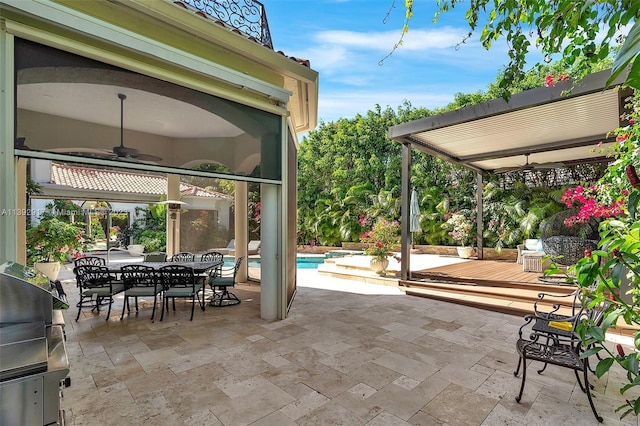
[223,256,325,269]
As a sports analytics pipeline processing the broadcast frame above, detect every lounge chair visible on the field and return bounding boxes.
[208,239,235,255]
[229,240,260,256]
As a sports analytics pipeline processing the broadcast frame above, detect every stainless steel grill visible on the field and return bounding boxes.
[0,260,70,425]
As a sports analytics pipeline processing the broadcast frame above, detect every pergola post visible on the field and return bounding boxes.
[400,142,411,281]
[476,172,484,260]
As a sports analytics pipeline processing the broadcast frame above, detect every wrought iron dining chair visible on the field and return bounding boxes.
[169,252,195,262]
[74,264,125,321]
[120,264,163,320]
[513,288,605,422]
[73,256,106,286]
[158,264,204,321]
[197,251,225,299]
[72,255,111,309]
[208,256,244,307]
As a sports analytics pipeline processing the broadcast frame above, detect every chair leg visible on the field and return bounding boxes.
[160,296,166,321]
[514,356,522,377]
[574,369,588,393]
[76,296,83,321]
[105,297,112,321]
[121,296,129,320]
[516,355,527,403]
[135,297,139,313]
[150,294,157,320]
[190,295,195,321]
[583,366,603,422]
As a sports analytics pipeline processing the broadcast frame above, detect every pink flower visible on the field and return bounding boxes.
[544,74,555,87]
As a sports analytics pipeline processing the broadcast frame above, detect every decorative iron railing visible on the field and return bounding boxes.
[176,0,273,49]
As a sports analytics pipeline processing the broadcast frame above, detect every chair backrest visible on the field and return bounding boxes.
[75,265,112,289]
[144,252,167,262]
[121,264,157,288]
[159,264,195,289]
[200,251,224,262]
[210,256,244,280]
[170,252,195,262]
[228,256,245,280]
[227,239,235,249]
[201,251,224,262]
[248,241,261,251]
[74,256,106,269]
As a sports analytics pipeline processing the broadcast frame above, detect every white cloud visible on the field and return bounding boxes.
[314,27,472,53]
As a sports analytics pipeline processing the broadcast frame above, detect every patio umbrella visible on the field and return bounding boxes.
[410,188,421,248]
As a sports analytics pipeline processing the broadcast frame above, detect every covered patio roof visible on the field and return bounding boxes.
[389,69,633,280]
[389,69,632,174]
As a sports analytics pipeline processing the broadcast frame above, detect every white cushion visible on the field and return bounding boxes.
[525,239,540,251]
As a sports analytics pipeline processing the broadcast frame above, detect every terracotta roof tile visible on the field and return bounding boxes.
[51,163,232,200]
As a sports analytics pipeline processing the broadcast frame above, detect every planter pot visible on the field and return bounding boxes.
[456,246,474,259]
[370,257,389,276]
[128,244,145,256]
[34,261,61,280]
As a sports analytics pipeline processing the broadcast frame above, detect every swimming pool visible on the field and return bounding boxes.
[224,256,325,269]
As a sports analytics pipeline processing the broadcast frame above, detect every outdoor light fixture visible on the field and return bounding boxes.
[159,200,187,210]
[158,200,187,219]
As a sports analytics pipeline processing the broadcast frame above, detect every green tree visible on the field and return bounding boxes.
[399,1,639,97]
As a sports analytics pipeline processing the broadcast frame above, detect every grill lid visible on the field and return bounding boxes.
[0,323,48,381]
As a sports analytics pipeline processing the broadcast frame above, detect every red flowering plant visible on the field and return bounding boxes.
[566,92,640,419]
[26,217,87,265]
[361,217,401,261]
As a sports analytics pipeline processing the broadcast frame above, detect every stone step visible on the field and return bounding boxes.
[317,262,398,287]
[403,281,636,337]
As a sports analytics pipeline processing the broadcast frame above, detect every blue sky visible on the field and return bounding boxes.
[265,1,542,125]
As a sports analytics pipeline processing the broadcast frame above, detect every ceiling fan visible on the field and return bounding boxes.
[57,93,162,163]
[493,153,564,174]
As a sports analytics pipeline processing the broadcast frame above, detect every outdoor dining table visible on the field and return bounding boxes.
[107,260,222,276]
[106,260,223,301]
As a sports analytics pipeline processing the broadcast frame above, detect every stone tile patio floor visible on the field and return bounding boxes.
[59,265,638,425]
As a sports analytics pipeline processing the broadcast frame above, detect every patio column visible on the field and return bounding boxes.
[16,158,27,264]
[234,180,248,282]
[400,142,411,281]
[0,30,17,262]
[260,183,280,320]
[166,174,181,257]
[476,172,484,260]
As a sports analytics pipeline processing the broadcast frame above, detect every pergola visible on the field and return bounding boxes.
[388,69,632,280]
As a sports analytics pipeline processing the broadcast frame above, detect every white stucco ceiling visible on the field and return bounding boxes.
[18,83,244,138]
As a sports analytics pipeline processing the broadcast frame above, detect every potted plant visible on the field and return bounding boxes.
[26,217,87,279]
[443,212,474,258]
[361,217,400,275]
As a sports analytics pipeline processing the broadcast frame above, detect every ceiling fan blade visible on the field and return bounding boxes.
[492,166,522,174]
[531,162,565,169]
[51,148,117,160]
[131,153,163,162]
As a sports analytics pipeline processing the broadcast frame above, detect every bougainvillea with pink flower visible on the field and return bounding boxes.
[560,185,626,226]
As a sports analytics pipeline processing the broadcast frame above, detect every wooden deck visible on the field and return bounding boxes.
[410,258,567,289]
[401,258,578,319]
